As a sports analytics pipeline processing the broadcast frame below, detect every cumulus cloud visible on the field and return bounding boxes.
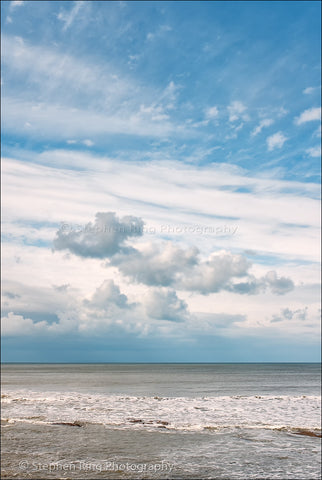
[271,306,308,323]
[2,312,49,336]
[54,212,144,258]
[251,118,273,136]
[228,275,263,295]
[1,281,75,321]
[264,270,294,295]
[295,107,321,125]
[144,288,189,322]
[112,241,294,296]
[179,251,251,294]
[266,131,287,151]
[84,279,129,310]
[112,244,252,294]
[52,212,294,297]
[2,278,136,337]
[112,242,198,286]
[228,272,294,296]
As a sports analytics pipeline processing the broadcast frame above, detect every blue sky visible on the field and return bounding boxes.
[1,0,321,362]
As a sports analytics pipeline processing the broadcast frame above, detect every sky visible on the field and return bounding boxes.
[1,0,321,362]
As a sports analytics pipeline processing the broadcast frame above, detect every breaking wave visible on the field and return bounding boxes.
[2,391,321,435]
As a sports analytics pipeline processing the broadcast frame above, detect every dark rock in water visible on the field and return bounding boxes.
[128,418,145,424]
[156,420,169,426]
[52,421,83,427]
[127,418,169,426]
[293,429,321,438]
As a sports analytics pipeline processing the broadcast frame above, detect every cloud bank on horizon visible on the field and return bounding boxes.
[1,0,321,362]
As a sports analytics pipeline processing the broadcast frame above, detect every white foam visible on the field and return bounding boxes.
[1,391,321,433]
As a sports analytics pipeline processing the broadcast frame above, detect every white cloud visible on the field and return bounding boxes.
[84,279,130,311]
[111,239,294,296]
[251,118,273,136]
[1,150,319,340]
[112,241,198,287]
[205,106,219,119]
[1,278,189,337]
[54,212,144,258]
[306,146,321,158]
[57,1,85,31]
[264,271,294,295]
[303,86,319,95]
[2,312,49,336]
[2,97,177,140]
[2,36,184,140]
[139,104,169,121]
[10,0,24,9]
[146,24,172,42]
[271,306,308,323]
[144,288,189,322]
[66,139,95,146]
[266,131,287,151]
[2,152,320,264]
[227,101,249,122]
[160,80,181,110]
[83,139,94,147]
[314,125,321,138]
[295,107,321,125]
[2,34,131,102]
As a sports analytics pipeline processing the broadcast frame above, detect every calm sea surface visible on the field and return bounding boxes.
[1,363,321,479]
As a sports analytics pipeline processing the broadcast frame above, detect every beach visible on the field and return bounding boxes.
[1,363,321,479]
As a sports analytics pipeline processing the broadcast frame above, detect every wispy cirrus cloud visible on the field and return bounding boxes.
[2,97,181,140]
[251,118,273,136]
[3,151,320,263]
[2,35,187,142]
[57,1,86,31]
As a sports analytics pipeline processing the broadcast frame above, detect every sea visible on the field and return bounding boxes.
[1,363,321,479]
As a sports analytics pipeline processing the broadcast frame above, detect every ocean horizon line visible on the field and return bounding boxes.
[2,361,321,365]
